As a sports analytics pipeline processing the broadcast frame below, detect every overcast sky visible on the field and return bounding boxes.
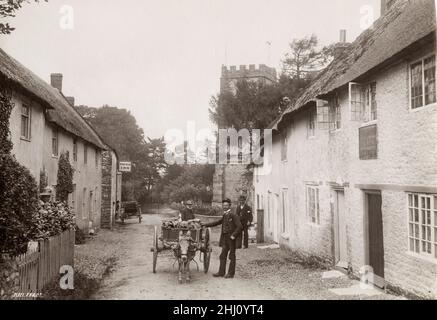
[0,0,380,138]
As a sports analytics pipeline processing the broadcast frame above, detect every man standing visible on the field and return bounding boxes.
[236,195,253,249]
[203,199,242,279]
[179,200,196,221]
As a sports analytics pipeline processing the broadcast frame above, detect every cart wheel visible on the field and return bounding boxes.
[152,226,158,273]
[203,228,211,273]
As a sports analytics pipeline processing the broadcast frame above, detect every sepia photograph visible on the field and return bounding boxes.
[0,0,436,309]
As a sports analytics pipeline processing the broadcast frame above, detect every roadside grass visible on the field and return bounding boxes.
[38,256,117,300]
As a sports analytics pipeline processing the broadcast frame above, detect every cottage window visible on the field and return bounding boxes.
[20,104,31,140]
[307,110,316,138]
[82,187,87,219]
[330,95,341,130]
[408,193,437,259]
[317,97,341,131]
[52,128,58,157]
[73,139,78,162]
[306,186,320,224]
[95,148,99,167]
[349,82,377,122]
[317,100,330,130]
[84,144,88,164]
[410,55,436,109]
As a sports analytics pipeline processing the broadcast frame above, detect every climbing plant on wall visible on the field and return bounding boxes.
[0,80,14,155]
[56,151,74,202]
[0,78,40,256]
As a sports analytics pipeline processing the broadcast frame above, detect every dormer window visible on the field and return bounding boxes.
[349,82,377,122]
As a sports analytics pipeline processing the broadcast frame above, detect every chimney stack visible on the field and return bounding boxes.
[339,29,347,43]
[334,30,349,59]
[66,96,75,106]
[50,73,63,92]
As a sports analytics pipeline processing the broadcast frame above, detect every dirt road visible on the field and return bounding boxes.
[92,209,404,300]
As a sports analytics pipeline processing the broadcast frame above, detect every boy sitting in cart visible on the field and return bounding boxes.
[179,199,195,221]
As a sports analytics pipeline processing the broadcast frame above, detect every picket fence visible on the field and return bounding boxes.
[14,229,75,296]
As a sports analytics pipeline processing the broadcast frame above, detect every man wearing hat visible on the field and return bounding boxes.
[202,198,242,278]
[236,195,253,249]
[179,200,196,221]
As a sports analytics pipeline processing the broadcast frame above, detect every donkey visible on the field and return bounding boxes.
[175,230,196,284]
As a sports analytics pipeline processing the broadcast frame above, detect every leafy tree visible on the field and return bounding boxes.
[75,105,167,203]
[159,164,215,204]
[282,34,334,80]
[209,80,284,130]
[0,0,47,35]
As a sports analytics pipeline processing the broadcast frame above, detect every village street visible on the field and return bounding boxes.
[88,208,404,300]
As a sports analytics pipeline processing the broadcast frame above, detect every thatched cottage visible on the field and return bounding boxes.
[0,48,111,233]
[254,0,437,297]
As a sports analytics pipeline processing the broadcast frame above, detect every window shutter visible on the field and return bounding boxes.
[349,82,364,121]
[316,99,330,130]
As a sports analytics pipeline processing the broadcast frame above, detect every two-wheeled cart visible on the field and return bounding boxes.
[150,223,212,283]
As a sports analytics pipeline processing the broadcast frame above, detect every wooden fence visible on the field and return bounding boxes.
[15,229,75,296]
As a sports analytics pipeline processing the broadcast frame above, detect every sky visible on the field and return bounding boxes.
[0,0,380,139]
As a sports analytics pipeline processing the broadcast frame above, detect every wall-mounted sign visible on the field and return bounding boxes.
[359,124,378,160]
[119,162,132,172]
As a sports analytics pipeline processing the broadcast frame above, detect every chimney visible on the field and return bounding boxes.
[339,29,347,44]
[334,30,349,59]
[50,73,63,92]
[66,96,75,106]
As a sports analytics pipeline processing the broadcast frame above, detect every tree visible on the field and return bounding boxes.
[209,80,284,130]
[282,34,334,81]
[75,105,167,203]
[0,0,47,35]
[160,164,214,204]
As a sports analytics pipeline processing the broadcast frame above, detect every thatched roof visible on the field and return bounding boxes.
[0,48,107,150]
[272,0,436,131]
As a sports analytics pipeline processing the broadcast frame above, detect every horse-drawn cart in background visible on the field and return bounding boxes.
[151,219,212,284]
[120,201,142,224]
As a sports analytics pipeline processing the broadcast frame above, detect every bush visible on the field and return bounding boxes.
[75,225,86,245]
[193,205,222,216]
[31,201,75,241]
[170,202,222,216]
[56,152,74,202]
[0,154,39,255]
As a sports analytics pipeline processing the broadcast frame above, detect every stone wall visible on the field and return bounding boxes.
[101,150,113,229]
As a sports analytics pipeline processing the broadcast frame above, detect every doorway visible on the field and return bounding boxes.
[88,190,94,226]
[334,190,348,269]
[365,191,385,288]
[273,194,280,243]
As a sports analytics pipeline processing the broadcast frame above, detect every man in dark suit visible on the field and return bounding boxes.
[236,195,253,249]
[179,200,195,221]
[203,198,242,279]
